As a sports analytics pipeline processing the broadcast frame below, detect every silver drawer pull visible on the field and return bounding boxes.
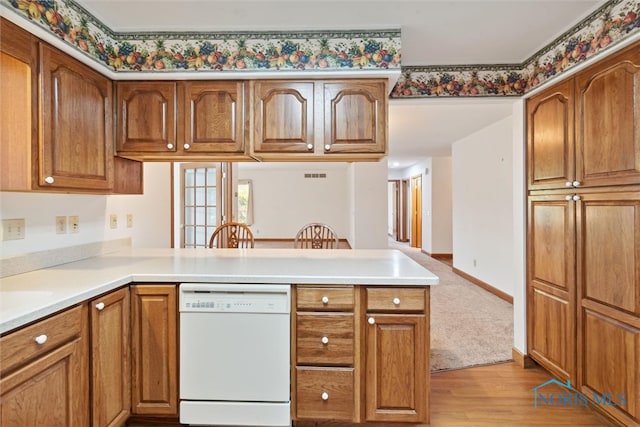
[167,143,174,149]
[34,334,47,345]
[321,391,329,401]
[44,176,55,184]
[321,296,329,304]
[306,143,313,150]
[95,302,105,311]
[393,297,400,305]
[321,336,329,345]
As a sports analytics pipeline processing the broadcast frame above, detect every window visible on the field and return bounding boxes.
[237,179,253,225]
[181,164,220,248]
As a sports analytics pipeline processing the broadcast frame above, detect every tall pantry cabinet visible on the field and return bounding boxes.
[527,42,640,427]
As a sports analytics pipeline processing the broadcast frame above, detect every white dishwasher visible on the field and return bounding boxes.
[179,283,291,427]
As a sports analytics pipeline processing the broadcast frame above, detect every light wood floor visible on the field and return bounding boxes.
[128,362,616,426]
[430,362,616,426]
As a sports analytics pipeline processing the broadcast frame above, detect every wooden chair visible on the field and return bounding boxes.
[294,223,339,249]
[208,222,255,248]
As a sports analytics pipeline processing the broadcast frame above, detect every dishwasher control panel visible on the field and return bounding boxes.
[179,283,290,313]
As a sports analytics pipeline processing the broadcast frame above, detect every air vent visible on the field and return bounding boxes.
[304,173,327,179]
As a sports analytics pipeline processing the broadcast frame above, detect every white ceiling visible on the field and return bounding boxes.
[75,0,607,169]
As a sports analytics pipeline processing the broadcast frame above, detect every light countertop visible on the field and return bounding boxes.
[0,248,439,335]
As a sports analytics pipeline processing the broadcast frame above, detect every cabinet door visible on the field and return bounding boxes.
[323,80,386,154]
[0,305,89,427]
[40,43,113,190]
[183,81,245,153]
[131,284,178,415]
[252,80,315,153]
[527,194,576,381]
[0,18,37,191]
[365,313,427,423]
[90,288,130,427]
[116,82,177,153]
[580,308,639,426]
[526,78,575,190]
[575,44,640,187]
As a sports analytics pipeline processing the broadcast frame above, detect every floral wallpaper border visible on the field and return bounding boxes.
[2,0,639,98]
[392,0,640,98]
[2,0,401,72]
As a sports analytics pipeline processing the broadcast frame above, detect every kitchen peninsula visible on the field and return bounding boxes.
[0,248,438,427]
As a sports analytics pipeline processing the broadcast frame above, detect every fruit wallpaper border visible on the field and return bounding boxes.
[3,0,401,72]
[393,0,640,98]
[2,0,639,98]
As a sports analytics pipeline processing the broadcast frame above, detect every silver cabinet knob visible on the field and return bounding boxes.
[95,302,105,311]
[34,334,47,345]
[572,181,581,187]
[572,195,581,201]
[321,296,329,304]
[321,391,329,401]
[368,317,375,325]
[167,143,174,149]
[393,297,400,305]
[565,181,573,187]
[306,143,313,150]
[321,336,329,345]
[183,144,191,150]
[324,144,331,151]
[44,176,54,184]
[565,195,573,201]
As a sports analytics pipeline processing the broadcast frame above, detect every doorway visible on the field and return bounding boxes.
[388,179,409,242]
[410,174,422,248]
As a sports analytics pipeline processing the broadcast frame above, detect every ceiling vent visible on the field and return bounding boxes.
[304,173,327,179]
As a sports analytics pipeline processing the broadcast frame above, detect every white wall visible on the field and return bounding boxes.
[511,100,527,353]
[431,157,452,254]
[348,160,389,249]
[0,163,172,258]
[452,116,514,297]
[237,163,349,239]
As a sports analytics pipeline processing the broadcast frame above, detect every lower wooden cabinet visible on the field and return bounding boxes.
[0,304,90,427]
[130,284,178,416]
[292,285,430,425]
[90,287,131,427]
[365,288,428,423]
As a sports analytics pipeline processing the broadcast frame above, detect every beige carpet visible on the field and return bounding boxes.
[389,242,514,372]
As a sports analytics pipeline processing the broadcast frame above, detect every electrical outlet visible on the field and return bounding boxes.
[56,216,67,234]
[126,213,133,228]
[110,214,118,229]
[2,218,25,240]
[69,216,79,233]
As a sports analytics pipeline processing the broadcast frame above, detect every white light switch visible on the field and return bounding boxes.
[2,218,25,240]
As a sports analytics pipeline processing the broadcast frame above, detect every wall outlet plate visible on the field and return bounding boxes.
[110,214,118,229]
[69,216,79,233]
[2,218,25,240]
[126,213,133,228]
[56,216,67,234]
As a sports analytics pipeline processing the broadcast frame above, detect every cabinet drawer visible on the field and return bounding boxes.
[296,286,354,311]
[297,313,353,365]
[0,304,84,375]
[366,287,425,312]
[296,367,354,421]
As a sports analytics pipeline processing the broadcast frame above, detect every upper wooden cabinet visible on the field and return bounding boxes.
[323,80,386,154]
[115,80,247,160]
[116,81,177,153]
[250,79,387,160]
[40,42,114,191]
[527,43,640,191]
[574,45,640,188]
[252,80,315,154]
[0,18,141,194]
